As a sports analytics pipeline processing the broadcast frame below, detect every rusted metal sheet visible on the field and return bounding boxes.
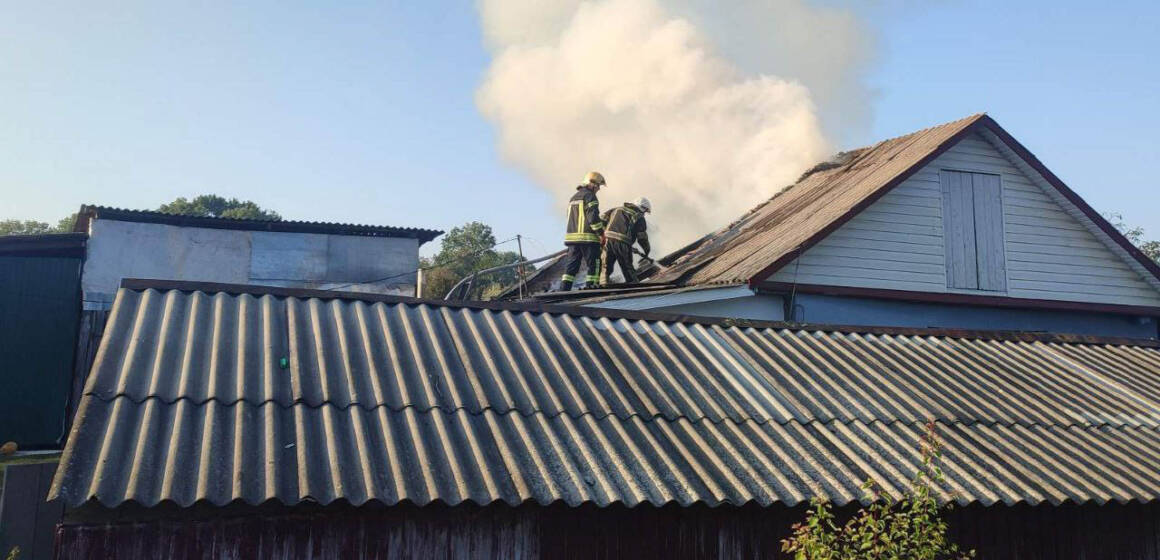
[54,502,1160,560]
[52,285,1160,509]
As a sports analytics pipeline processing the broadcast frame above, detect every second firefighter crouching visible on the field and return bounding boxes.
[560,171,606,291]
[601,197,651,284]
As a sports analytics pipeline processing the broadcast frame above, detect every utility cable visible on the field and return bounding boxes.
[326,236,521,291]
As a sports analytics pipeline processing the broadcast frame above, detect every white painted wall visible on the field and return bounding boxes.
[771,132,1160,308]
[82,220,420,308]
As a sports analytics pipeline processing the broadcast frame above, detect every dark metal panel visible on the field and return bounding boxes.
[0,256,82,447]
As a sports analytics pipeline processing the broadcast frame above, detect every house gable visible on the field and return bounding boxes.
[769,131,1160,308]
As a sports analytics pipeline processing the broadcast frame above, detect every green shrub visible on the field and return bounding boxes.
[781,422,975,560]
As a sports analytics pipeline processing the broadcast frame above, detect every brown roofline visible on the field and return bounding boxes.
[118,278,1160,347]
[976,119,1160,284]
[747,115,1160,289]
[759,281,1160,318]
[747,114,987,286]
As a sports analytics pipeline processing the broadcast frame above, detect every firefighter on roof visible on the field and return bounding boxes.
[560,171,606,291]
[600,197,651,284]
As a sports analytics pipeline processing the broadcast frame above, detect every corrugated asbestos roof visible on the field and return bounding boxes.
[74,205,443,244]
[52,284,1160,508]
[648,114,986,286]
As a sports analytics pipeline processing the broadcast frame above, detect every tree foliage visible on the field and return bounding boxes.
[781,422,974,560]
[2,195,279,236]
[1107,212,1160,263]
[158,194,281,221]
[0,214,77,235]
[419,221,526,299]
[0,219,56,235]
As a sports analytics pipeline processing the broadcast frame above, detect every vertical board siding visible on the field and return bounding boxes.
[972,173,1007,291]
[771,133,1160,307]
[55,503,1160,560]
[941,170,978,290]
[0,462,64,560]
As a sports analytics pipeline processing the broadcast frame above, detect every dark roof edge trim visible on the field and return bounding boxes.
[74,205,443,244]
[977,119,1160,285]
[118,278,1160,347]
[748,115,1160,288]
[0,232,88,257]
[747,115,986,286]
[759,281,1160,318]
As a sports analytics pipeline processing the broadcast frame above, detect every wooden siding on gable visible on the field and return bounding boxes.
[771,133,1160,308]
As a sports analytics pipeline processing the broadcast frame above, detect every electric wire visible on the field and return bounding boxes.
[326,236,522,291]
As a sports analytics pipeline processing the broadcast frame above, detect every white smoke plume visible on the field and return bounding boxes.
[476,0,874,252]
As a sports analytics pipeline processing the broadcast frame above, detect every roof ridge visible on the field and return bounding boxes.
[76,204,443,242]
[118,279,1160,347]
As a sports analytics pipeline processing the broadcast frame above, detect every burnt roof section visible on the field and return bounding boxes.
[646,114,1160,290]
[73,205,443,244]
[50,279,1160,509]
[0,233,87,258]
[648,114,986,285]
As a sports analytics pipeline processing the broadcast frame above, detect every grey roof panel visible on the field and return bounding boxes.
[55,399,1160,508]
[53,286,1160,508]
[85,289,1160,428]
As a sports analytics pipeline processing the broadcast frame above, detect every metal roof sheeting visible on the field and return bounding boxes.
[75,205,443,243]
[52,286,1160,508]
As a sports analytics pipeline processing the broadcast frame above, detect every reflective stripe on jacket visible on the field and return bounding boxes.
[600,203,649,255]
[565,186,603,244]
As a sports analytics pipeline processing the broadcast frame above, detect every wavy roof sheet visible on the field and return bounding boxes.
[74,205,443,244]
[52,283,1160,508]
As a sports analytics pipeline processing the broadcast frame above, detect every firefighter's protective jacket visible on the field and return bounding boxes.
[565,186,603,244]
[601,203,650,255]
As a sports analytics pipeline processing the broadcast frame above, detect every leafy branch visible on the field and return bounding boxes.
[781,421,974,560]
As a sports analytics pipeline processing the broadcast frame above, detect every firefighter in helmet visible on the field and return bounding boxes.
[560,171,606,290]
[600,197,651,284]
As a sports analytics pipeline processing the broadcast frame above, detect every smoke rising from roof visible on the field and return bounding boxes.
[476,0,873,252]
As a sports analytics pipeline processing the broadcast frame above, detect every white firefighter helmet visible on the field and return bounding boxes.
[635,197,651,213]
[583,171,606,187]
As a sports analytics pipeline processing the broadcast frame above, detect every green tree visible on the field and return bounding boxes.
[2,195,278,236]
[0,214,77,235]
[419,221,526,299]
[1107,212,1160,263]
[0,219,55,235]
[158,194,281,220]
[781,422,973,560]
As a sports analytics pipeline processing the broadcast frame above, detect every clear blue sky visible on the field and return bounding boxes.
[2,1,1157,257]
